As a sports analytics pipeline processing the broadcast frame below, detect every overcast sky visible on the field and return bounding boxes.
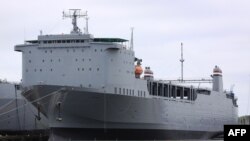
[0,0,250,116]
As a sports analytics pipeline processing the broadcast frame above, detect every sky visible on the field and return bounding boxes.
[0,0,250,116]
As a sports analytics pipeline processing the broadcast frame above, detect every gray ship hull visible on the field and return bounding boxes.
[0,98,44,131]
[0,83,48,133]
[22,85,237,140]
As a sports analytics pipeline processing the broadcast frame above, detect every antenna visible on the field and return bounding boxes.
[85,11,89,34]
[63,9,87,34]
[180,42,185,82]
[130,27,134,50]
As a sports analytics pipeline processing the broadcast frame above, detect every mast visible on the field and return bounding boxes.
[130,27,134,50]
[180,42,185,81]
[63,9,87,34]
[85,11,89,34]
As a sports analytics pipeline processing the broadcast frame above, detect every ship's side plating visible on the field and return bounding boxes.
[14,10,238,140]
[0,81,48,132]
[21,83,237,140]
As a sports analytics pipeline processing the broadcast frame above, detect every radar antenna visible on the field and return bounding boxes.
[63,9,87,34]
[180,42,185,82]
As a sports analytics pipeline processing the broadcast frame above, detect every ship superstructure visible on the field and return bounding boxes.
[14,10,238,140]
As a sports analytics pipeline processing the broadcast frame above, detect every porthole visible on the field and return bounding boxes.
[34,69,37,72]
[75,59,78,62]
[82,68,84,71]
[50,59,53,62]
[50,50,52,53]
[50,68,53,71]
[29,60,31,63]
[42,60,45,63]
[77,68,80,71]
[89,59,91,61]
[29,51,31,54]
[97,68,99,71]
[40,69,42,72]
[94,49,97,52]
[45,50,47,53]
[58,59,61,62]
[82,58,84,61]
[89,68,92,71]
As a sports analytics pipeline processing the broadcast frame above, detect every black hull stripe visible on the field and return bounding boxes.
[50,128,222,140]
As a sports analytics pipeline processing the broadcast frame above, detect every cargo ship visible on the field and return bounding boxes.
[14,9,238,140]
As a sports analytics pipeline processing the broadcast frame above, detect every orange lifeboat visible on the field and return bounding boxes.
[135,65,143,78]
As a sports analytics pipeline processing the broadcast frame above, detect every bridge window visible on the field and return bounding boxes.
[196,89,211,95]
